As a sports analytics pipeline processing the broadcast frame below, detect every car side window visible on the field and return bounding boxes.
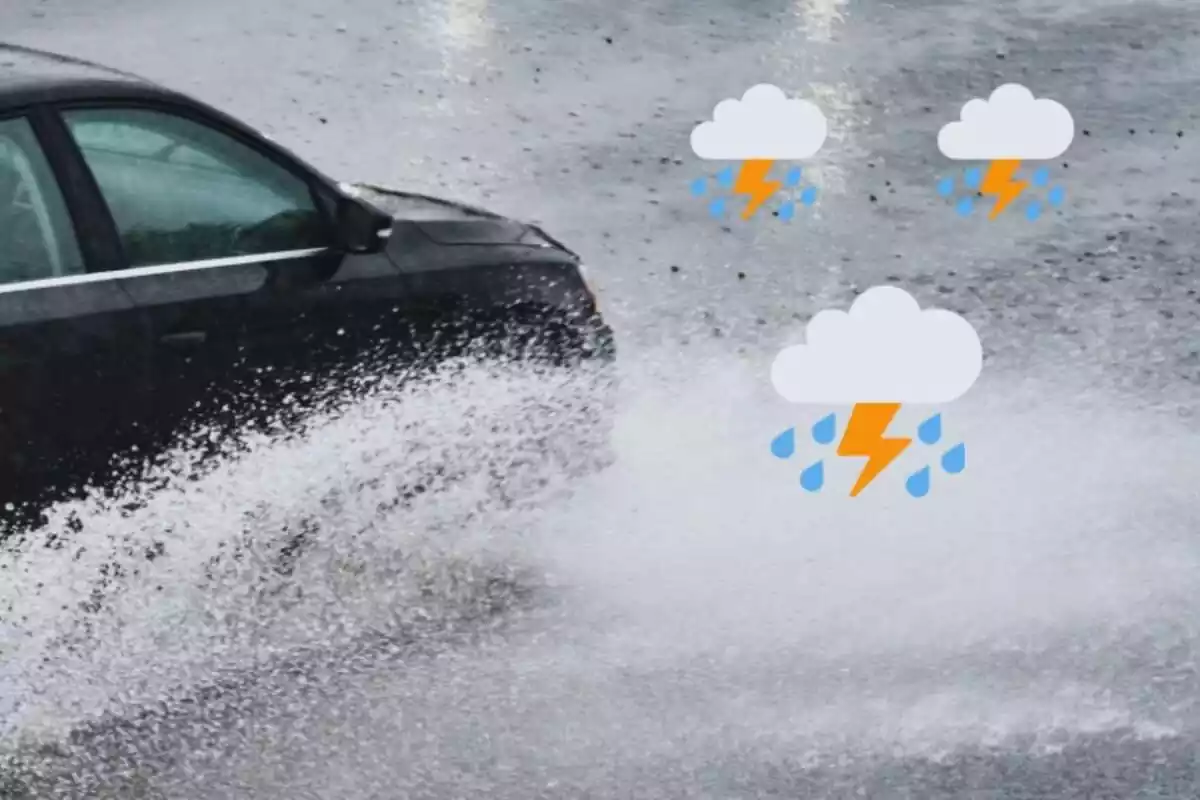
[0,117,85,284]
[62,108,332,268]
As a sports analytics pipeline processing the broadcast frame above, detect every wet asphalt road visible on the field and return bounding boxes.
[3,0,1200,797]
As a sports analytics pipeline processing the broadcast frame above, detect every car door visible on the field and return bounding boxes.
[55,104,405,455]
[0,112,153,521]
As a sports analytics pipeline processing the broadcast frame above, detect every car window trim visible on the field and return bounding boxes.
[0,246,329,295]
[49,98,340,272]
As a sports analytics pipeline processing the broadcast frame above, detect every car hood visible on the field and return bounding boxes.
[347,183,571,252]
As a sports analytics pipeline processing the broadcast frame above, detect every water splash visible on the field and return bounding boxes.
[770,427,796,459]
[942,442,966,474]
[6,350,1200,796]
[906,465,931,498]
[812,413,837,445]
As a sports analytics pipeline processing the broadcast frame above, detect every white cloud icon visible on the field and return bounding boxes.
[938,83,1075,161]
[691,83,828,160]
[771,286,983,404]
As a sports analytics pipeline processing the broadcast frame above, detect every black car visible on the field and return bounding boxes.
[0,44,614,530]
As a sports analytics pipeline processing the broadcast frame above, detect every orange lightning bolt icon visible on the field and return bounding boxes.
[733,159,782,219]
[837,402,912,497]
[980,159,1026,219]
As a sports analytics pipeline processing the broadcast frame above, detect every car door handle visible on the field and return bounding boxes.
[159,330,208,347]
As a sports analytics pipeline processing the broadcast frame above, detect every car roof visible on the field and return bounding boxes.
[0,43,346,194]
[0,43,167,109]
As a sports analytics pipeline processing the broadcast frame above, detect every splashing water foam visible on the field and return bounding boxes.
[1,344,1197,796]
[0,359,609,735]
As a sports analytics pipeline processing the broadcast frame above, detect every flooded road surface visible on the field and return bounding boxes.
[2,0,1200,797]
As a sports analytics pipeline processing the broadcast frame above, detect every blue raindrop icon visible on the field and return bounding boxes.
[801,186,818,206]
[1032,167,1051,188]
[937,177,955,197]
[778,201,796,221]
[963,167,982,189]
[709,197,727,217]
[942,443,966,474]
[784,166,803,187]
[690,178,707,196]
[1047,186,1066,207]
[770,428,796,459]
[717,166,736,189]
[800,461,825,492]
[1026,201,1043,221]
[812,413,837,445]
[906,466,931,498]
[917,413,942,445]
[956,196,974,217]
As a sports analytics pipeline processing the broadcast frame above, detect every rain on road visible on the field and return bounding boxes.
[2,0,1199,797]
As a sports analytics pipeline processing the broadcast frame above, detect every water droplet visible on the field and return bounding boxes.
[963,167,982,189]
[778,201,796,221]
[800,460,825,492]
[937,177,955,197]
[812,413,836,444]
[784,166,803,187]
[956,196,974,217]
[1032,167,1051,187]
[1026,201,1043,221]
[690,178,707,196]
[717,166,736,189]
[801,186,818,206]
[709,197,726,217]
[942,442,966,474]
[917,413,942,445]
[1048,186,1066,207]
[906,466,931,498]
[770,427,796,459]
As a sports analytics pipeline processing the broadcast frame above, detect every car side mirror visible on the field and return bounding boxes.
[336,196,392,254]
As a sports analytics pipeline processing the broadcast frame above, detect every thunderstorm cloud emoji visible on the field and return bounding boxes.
[690,84,828,219]
[771,286,982,496]
[937,84,1075,219]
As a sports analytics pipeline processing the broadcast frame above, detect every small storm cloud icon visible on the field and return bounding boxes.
[937,83,1075,220]
[771,286,983,497]
[690,84,828,220]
